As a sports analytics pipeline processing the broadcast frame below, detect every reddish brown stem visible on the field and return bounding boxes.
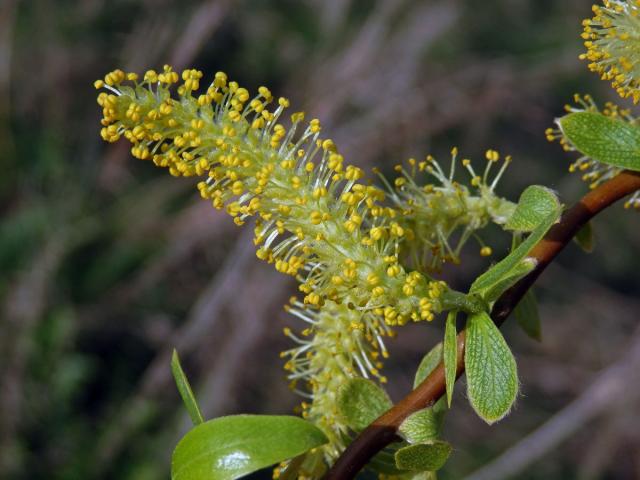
[325,170,640,480]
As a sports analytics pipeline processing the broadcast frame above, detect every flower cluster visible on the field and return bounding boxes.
[581,0,640,103]
[546,94,640,208]
[283,300,393,458]
[95,66,515,466]
[385,149,516,271]
[97,66,448,325]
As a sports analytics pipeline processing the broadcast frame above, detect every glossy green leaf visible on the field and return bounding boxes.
[171,415,327,480]
[515,290,541,341]
[398,408,439,444]
[337,378,392,431]
[559,111,640,171]
[394,442,452,472]
[574,222,595,253]
[465,311,519,424]
[414,342,443,388]
[470,208,560,298]
[443,312,457,407]
[505,185,561,232]
[171,349,204,425]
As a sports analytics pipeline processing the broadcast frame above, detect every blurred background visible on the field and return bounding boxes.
[1,0,639,478]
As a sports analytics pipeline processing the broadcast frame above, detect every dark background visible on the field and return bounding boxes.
[1,0,639,479]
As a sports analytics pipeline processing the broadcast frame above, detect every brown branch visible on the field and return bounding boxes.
[325,170,640,480]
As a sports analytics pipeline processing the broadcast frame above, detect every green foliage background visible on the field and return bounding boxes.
[1,0,639,479]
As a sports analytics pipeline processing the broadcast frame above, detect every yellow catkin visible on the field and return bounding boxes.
[96,66,466,464]
[96,66,522,471]
[580,1,640,103]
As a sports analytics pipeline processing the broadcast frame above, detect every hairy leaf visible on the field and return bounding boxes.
[481,257,537,303]
[413,344,448,418]
[515,290,541,341]
[395,442,452,472]
[559,111,640,171]
[398,408,440,444]
[337,378,392,431]
[368,446,409,475]
[443,312,457,407]
[171,415,327,480]
[471,207,560,298]
[171,349,204,425]
[506,185,561,232]
[465,311,518,424]
[414,342,443,388]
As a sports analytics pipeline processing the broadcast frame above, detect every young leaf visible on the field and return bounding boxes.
[337,378,392,431]
[505,185,561,232]
[465,311,519,424]
[470,207,560,298]
[171,349,204,425]
[443,312,457,407]
[394,442,452,472]
[481,257,537,303]
[368,447,409,475]
[414,342,443,388]
[398,408,439,444]
[413,344,448,418]
[574,222,595,253]
[559,111,640,171]
[171,415,327,480]
[514,290,541,341]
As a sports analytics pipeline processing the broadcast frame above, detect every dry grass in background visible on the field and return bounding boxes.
[1,1,638,478]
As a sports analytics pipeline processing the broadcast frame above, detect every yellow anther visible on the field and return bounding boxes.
[310,211,323,225]
[480,246,493,257]
[485,149,500,162]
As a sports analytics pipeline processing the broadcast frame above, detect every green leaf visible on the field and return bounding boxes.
[171,415,327,480]
[470,207,560,298]
[574,222,595,253]
[394,442,452,472]
[465,311,519,424]
[369,441,441,477]
[414,342,443,388]
[559,111,640,171]
[398,409,439,444]
[368,447,408,475]
[413,345,448,418]
[505,185,561,232]
[514,290,541,341]
[481,257,537,303]
[337,378,392,431]
[171,349,204,425]
[443,312,457,407]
